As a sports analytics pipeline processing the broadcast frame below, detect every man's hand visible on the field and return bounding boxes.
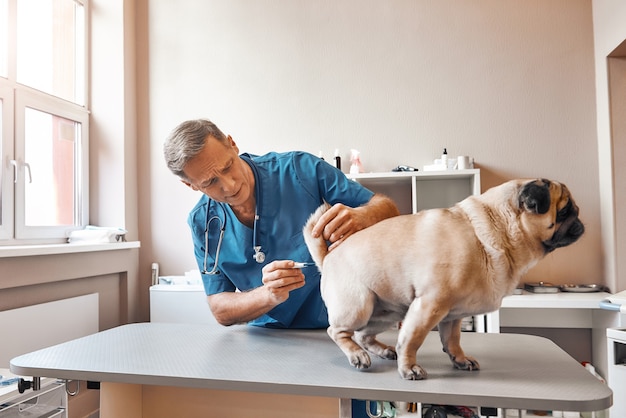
[310,203,367,251]
[311,194,399,251]
[261,260,307,304]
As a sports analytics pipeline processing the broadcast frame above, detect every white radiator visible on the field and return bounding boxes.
[0,294,99,367]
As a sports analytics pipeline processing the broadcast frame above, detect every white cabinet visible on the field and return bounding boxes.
[347,169,481,214]
[607,328,626,418]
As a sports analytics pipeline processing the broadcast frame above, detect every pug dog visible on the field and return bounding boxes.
[302,179,584,380]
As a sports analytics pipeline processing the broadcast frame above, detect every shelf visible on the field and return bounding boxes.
[501,291,611,309]
[346,169,481,214]
[347,168,480,181]
[485,291,615,333]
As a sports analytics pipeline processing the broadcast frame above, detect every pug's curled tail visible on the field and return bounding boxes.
[302,202,332,272]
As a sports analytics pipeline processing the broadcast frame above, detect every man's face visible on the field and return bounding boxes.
[182,135,253,207]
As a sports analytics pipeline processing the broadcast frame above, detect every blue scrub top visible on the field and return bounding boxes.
[188,151,374,329]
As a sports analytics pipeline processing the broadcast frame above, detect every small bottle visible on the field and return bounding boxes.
[350,149,363,174]
[151,262,159,285]
[334,149,342,170]
[441,148,448,169]
[318,151,325,161]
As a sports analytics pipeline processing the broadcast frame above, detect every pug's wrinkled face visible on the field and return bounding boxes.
[518,179,585,253]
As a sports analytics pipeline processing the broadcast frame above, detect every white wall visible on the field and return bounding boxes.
[140,1,602,289]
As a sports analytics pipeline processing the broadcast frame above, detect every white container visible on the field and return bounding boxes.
[150,284,216,324]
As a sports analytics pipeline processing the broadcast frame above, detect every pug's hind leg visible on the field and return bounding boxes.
[325,284,377,369]
[355,329,397,360]
[327,326,372,369]
[438,319,480,371]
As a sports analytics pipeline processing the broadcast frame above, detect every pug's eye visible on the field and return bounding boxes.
[556,201,572,223]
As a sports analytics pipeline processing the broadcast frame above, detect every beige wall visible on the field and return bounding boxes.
[0,248,140,330]
[90,0,139,236]
[139,0,603,297]
[592,0,626,293]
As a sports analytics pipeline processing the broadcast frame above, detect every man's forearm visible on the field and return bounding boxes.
[361,193,400,226]
[207,287,276,326]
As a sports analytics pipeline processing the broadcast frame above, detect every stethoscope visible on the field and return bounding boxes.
[201,155,265,275]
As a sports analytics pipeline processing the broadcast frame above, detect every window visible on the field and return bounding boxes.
[0,0,88,243]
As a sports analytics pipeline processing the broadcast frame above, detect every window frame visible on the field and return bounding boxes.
[0,82,14,240]
[14,86,89,240]
[0,0,89,244]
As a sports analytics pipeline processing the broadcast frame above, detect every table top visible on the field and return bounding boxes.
[10,322,612,412]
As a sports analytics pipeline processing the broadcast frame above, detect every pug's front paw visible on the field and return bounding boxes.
[451,355,480,371]
[349,350,372,369]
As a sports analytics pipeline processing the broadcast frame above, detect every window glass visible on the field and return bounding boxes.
[24,107,78,226]
[16,0,85,105]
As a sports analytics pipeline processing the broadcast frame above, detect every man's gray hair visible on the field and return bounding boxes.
[164,119,228,179]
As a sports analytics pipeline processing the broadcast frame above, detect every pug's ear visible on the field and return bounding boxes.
[519,179,551,214]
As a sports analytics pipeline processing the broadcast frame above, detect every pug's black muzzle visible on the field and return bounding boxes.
[543,216,585,253]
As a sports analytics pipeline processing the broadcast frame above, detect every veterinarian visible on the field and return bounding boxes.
[164,119,399,329]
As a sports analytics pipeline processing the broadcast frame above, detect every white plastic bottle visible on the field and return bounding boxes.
[441,148,448,169]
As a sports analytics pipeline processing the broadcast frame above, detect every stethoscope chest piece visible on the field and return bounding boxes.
[252,211,265,263]
[253,246,265,263]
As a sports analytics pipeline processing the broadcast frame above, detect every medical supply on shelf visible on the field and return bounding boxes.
[392,165,418,172]
[350,149,364,174]
[334,149,342,170]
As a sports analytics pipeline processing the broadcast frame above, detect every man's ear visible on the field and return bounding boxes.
[181,179,198,191]
[227,135,240,154]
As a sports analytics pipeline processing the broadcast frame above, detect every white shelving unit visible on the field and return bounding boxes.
[347,169,481,215]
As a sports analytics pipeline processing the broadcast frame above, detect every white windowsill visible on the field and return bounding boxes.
[0,241,140,258]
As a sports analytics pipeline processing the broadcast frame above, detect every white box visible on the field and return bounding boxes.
[150,284,216,324]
